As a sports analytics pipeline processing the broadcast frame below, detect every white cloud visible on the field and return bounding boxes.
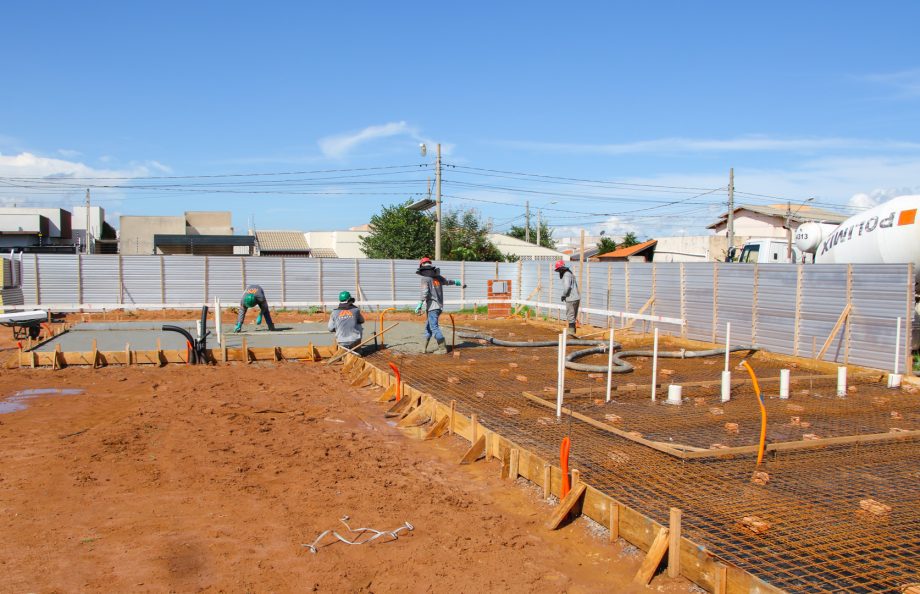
[318,121,451,159]
[862,68,920,99]
[57,148,82,158]
[494,135,920,156]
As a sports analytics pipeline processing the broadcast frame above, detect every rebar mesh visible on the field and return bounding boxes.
[367,320,920,593]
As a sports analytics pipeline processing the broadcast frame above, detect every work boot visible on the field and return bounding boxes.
[567,323,577,338]
[423,337,432,353]
[435,338,449,355]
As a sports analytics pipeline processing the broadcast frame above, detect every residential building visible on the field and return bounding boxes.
[487,233,566,261]
[254,231,311,257]
[707,204,847,239]
[119,211,254,255]
[0,207,75,252]
[592,239,657,262]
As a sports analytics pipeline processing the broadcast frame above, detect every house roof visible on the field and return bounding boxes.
[594,239,657,259]
[487,233,566,258]
[256,230,310,253]
[707,204,848,229]
[309,248,338,258]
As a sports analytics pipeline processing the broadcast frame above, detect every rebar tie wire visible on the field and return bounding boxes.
[302,516,414,554]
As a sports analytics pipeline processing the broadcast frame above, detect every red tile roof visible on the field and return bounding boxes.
[594,239,657,259]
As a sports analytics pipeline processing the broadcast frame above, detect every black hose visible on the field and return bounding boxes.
[162,325,199,365]
[459,331,757,373]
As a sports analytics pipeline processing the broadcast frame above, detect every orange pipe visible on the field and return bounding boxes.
[186,340,192,366]
[388,362,402,402]
[741,360,768,465]
[379,308,396,348]
[560,436,571,497]
[448,313,456,348]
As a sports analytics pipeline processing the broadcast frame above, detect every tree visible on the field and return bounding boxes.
[441,209,509,261]
[596,236,617,255]
[620,232,640,248]
[507,220,557,249]
[360,201,435,259]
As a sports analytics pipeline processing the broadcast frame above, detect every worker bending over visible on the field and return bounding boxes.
[234,284,276,332]
[328,291,365,352]
[414,257,465,354]
[555,259,580,337]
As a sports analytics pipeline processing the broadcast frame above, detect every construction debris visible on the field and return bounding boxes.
[740,516,771,535]
[859,499,892,517]
[302,516,414,554]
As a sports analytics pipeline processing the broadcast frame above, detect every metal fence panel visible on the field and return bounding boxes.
[715,264,754,345]
[357,259,393,305]
[684,263,715,342]
[122,255,163,304]
[283,258,320,305]
[207,257,244,303]
[849,264,913,371]
[163,256,206,304]
[653,263,682,335]
[798,266,849,362]
[243,257,284,303]
[82,256,120,305]
[40,254,80,304]
[754,265,798,354]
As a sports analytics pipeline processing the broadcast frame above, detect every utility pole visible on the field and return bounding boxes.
[85,188,92,254]
[435,143,442,260]
[536,209,541,247]
[525,201,531,243]
[726,168,735,259]
[786,200,793,261]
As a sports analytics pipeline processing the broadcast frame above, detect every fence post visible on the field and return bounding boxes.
[606,263,612,328]
[651,262,656,332]
[280,257,286,305]
[679,263,687,339]
[203,255,208,304]
[549,264,555,321]
[119,254,125,305]
[461,260,466,307]
[391,259,396,307]
[318,258,324,312]
[34,254,41,305]
[240,257,246,291]
[76,254,83,305]
[711,264,719,343]
[517,259,522,311]
[845,264,852,364]
[624,262,630,312]
[793,265,803,356]
[585,260,591,326]
[159,255,165,304]
[751,263,758,346]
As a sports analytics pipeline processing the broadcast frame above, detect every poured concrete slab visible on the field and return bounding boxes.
[33,320,457,355]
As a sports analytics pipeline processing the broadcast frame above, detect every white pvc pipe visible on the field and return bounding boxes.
[779,369,790,399]
[605,328,615,403]
[721,370,731,402]
[837,366,847,397]
[667,384,682,405]
[894,317,902,375]
[557,332,566,418]
[724,322,731,372]
[651,327,659,402]
[215,297,222,349]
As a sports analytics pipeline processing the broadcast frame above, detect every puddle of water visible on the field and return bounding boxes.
[0,388,84,414]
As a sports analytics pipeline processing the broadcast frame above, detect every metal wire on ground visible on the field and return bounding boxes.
[302,516,414,554]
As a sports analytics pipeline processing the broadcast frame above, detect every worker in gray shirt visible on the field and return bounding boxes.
[328,290,365,351]
[414,257,465,354]
[234,285,276,332]
[554,259,580,337]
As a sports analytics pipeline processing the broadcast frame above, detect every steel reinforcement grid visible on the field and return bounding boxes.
[367,323,920,593]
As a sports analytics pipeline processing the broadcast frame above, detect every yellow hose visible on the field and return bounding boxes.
[741,360,768,465]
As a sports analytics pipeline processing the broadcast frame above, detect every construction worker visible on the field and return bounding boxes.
[555,259,580,337]
[414,257,465,354]
[328,291,365,352]
[234,284,276,332]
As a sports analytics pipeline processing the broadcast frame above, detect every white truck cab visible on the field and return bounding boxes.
[727,239,805,263]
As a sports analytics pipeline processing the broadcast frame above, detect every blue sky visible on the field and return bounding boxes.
[1,1,919,241]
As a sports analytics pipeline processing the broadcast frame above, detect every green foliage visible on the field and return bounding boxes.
[596,236,618,255]
[620,231,640,248]
[441,209,509,262]
[507,220,557,249]
[454,305,489,314]
[360,201,435,259]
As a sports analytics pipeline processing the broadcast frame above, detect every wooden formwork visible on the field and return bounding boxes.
[345,354,786,594]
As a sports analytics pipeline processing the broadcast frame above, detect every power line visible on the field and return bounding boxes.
[1,163,431,181]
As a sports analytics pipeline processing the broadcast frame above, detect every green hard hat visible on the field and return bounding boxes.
[243,293,257,308]
[339,290,352,302]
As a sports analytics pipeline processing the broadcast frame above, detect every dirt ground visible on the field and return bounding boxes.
[0,360,693,593]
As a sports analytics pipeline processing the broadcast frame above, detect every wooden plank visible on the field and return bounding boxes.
[545,482,587,529]
[324,323,399,366]
[350,366,373,387]
[458,434,486,465]
[609,501,620,542]
[397,400,431,429]
[633,526,669,585]
[377,383,397,403]
[622,297,654,330]
[423,415,449,440]
[817,303,851,361]
[509,448,520,480]
[668,507,682,578]
[543,464,552,499]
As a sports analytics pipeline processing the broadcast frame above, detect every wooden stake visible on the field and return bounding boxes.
[449,400,456,435]
[622,297,655,330]
[424,415,449,440]
[484,432,492,461]
[91,339,98,369]
[668,507,682,578]
[242,337,249,364]
[459,434,486,464]
[571,468,580,489]
[609,501,620,542]
[156,338,163,366]
[377,383,397,403]
[542,464,552,498]
[714,563,728,594]
[545,482,587,529]
[509,448,520,480]
[470,413,478,443]
[817,303,851,361]
[633,526,670,585]
[125,343,131,366]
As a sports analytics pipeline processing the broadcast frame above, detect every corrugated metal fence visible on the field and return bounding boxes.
[5,254,915,372]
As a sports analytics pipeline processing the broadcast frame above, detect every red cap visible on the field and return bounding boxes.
[554,259,565,270]
[420,257,432,266]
